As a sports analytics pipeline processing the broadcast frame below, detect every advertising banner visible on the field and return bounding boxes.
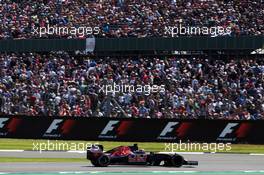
[0,116,264,144]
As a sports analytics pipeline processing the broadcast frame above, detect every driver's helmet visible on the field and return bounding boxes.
[134,149,145,154]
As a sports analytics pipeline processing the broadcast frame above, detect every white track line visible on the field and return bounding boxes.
[0,150,24,152]
[244,170,264,173]
[159,152,204,154]
[152,171,198,174]
[59,171,199,174]
[249,153,264,156]
[59,172,93,174]
[67,150,86,153]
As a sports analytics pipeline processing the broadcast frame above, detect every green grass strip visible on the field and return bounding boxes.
[0,157,85,163]
[1,139,264,153]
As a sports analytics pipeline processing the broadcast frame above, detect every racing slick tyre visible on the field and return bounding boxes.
[96,155,110,167]
[90,160,98,167]
[170,155,184,167]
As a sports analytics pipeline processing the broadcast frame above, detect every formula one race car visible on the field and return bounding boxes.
[87,144,198,167]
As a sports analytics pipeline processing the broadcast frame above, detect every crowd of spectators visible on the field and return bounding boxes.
[0,0,263,120]
[0,0,263,39]
[0,52,263,120]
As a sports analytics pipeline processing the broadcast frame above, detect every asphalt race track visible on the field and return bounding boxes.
[0,151,264,175]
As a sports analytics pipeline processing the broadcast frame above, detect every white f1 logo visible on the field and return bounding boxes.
[219,123,238,137]
[0,118,9,128]
[160,122,179,136]
[45,119,63,134]
[100,120,119,135]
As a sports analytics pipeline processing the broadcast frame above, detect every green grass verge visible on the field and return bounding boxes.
[1,138,264,153]
[0,157,85,163]
[1,139,264,162]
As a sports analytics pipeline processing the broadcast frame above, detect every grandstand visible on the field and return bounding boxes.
[0,0,263,120]
[0,0,263,39]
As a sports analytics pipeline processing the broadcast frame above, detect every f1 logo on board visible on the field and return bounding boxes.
[0,117,22,136]
[0,118,9,128]
[43,119,75,138]
[217,123,251,142]
[0,118,9,136]
[100,121,119,135]
[158,122,179,139]
[157,122,193,140]
[43,119,63,137]
[99,120,133,139]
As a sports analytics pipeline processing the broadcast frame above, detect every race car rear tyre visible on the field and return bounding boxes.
[97,155,110,167]
[91,160,98,167]
[170,155,184,167]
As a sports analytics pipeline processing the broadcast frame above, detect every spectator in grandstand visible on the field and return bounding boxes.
[0,0,263,39]
[0,52,264,120]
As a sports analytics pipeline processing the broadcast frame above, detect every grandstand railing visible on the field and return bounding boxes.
[0,36,263,52]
